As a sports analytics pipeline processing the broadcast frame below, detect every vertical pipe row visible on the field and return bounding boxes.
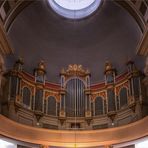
[65,78,86,117]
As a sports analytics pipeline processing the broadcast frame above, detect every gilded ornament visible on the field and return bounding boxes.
[60,64,90,78]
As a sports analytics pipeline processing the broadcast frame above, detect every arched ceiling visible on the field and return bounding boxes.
[6,0,145,83]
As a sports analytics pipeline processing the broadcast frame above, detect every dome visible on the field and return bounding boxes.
[0,0,148,148]
[6,0,144,83]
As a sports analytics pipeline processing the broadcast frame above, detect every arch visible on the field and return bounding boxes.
[35,89,43,111]
[22,87,31,107]
[47,96,56,116]
[107,89,116,112]
[119,87,128,108]
[64,76,87,88]
[95,96,104,116]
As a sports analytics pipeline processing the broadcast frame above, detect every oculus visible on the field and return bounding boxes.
[48,0,102,19]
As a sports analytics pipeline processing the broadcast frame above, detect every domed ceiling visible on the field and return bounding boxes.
[6,0,145,83]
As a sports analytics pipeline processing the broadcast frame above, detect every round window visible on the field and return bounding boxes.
[48,0,102,19]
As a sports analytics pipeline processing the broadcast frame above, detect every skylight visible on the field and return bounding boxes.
[54,0,95,10]
[48,0,102,19]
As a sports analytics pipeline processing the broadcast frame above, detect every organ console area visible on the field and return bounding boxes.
[1,58,147,130]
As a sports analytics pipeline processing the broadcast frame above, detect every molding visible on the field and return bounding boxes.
[114,0,147,32]
[3,1,33,32]
[0,115,148,147]
[137,29,148,56]
[0,22,13,54]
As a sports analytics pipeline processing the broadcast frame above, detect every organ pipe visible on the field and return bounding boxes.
[65,78,86,117]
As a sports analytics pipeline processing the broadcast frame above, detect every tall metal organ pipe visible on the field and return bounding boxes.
[65,78,86,117]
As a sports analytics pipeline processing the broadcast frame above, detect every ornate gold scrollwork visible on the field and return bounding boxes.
[91,91,106,101]
[60,64,90,79]
[104,61,115,74]
[36,60,46,75]
[45,91,60,102]
[116,81,129,96]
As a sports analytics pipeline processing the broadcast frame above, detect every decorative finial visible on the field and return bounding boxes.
[105,61,113,71]
[13,57,24,71]
[38,60,46,71]
[35,60,46,76]
[16,57,24,65]
[104,61,116,75]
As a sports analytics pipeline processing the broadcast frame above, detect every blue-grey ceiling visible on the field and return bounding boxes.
[6,0,145,84]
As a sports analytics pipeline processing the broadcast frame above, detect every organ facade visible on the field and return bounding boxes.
[1,58,147,130]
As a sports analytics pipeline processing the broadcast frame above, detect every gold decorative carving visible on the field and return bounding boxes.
[60,64,90,78]
[116,81,129,96]
[107,111,116,123]
[45,91,60,102]
[59,109,66,125]
[21,80,34,94]
[35,60,46,75]
[104,61,115,74]
[99,91,106,99]
[91,91,106,101]
[85,110,92,125]
[16,95,21,102]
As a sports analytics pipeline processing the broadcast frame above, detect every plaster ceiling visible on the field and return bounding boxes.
[6,0,145,84]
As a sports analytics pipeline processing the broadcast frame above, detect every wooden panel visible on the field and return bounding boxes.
[0,115,148,147]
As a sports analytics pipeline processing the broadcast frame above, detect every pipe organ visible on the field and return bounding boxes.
[1,58,146,130]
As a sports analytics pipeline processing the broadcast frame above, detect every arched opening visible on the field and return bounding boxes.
[95,96,103,116]
[35,89,43,111]
[107,89,116,112]
[120,87,128,108]
[22,87,31,107]
[47,96,56,116]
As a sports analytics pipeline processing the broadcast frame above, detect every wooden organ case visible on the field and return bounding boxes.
[2,58,146,130]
